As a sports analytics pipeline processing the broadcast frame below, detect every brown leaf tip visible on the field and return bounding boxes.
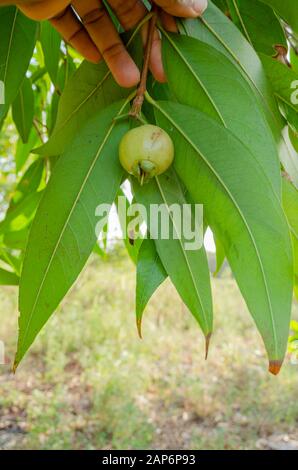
[269,360,283,376]
[136,318,143,340]
[12,361,18,375]
[205,333,212,360]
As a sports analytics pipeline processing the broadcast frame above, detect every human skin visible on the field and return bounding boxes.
[0,1,207,86]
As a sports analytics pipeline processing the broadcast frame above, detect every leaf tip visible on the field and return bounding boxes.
[12,359,19,374]
[136,318,143,339]
[269,360,283,376]
[205,333,212,360]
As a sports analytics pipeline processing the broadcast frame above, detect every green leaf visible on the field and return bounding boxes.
[260,54,298,114]
[0,7,37,122]
[227,0,286,55]
[47,57,75,134]
[181,1,277,118]
[0,191,43,235]
[153,99,293,370]
[40,21,61,85]
[214,233,226,276]
[36,35,141,156]
[290,48,298,74]
[282,178,298,283]
[259,0,298,34]
[116,189,143,264]
[3,228,29,251]
[181,2,298,187]
[10,159,45,208]
[133,169,213,343]
[211,0,228,12]
[15,100,129,368]
[0,267,19,286]
[36,59,129,156]
[0,247,22,275]
[289,127,298,152]
[15,127,39,173]
[136,238,167,337]
[162,32,281,195]
[12,77,34,143]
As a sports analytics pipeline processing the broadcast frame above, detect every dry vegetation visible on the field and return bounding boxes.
[0,249,298,450]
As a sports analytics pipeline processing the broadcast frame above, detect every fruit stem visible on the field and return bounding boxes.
[113,113,147,125]
[128,12,154,46]
[130,5,158,118]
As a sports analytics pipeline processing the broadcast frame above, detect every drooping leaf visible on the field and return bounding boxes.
[0,7,37,122]
[290,47,298,74]
[133,169,213,343]
[35,60,129,156]
[2,228,29,251]
[227,0,286,55]
[40,21,61,85]
[162,32,281,195]
[136,238,167,337]
[214,233,226,276]
[260,54,298,114]
[181,1,278,120]
[0,267,19,286]
[15,127,39,173]
[116,189,143,264]
[12,77,34,143]
[259,0,298,34]
[0,191,43,235]
[15,100,129,368]
[36,35,142,156]
[153,99,293,372]
[0,248,22,276]
[181,2,298,187]
[10,159,45,208]
[211,0,228,12]
[282,177,298,287]
[47,57,76,134]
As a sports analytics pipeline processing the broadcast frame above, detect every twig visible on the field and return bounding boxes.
[33,119,45,143]
[130,5,158,118]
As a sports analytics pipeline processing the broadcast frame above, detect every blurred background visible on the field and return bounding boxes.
[0,246,298,450]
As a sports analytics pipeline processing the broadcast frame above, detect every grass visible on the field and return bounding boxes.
[0,249,298,450]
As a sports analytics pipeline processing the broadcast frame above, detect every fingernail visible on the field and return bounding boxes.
[192,0,208,14]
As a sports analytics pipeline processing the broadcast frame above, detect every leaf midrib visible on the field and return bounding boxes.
[163,29,226,127]
[155,101,278,357]
[231,0,252,45]
[155,175,211,332]
[52,70,110,137]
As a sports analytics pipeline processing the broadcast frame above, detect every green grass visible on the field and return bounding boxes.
[0,249,298,450]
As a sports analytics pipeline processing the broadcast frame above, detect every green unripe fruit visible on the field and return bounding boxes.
[119,124,174,184]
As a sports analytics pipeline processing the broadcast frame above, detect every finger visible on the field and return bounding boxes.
[142,24,166,84]
[160,10,178,32]
[108,0,146,30]
[72,0,140,87]
[154,0,207,18]
[18,0,70,21]
[50,7,101,63]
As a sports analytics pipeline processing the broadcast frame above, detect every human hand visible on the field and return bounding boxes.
[17,0,207,87]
